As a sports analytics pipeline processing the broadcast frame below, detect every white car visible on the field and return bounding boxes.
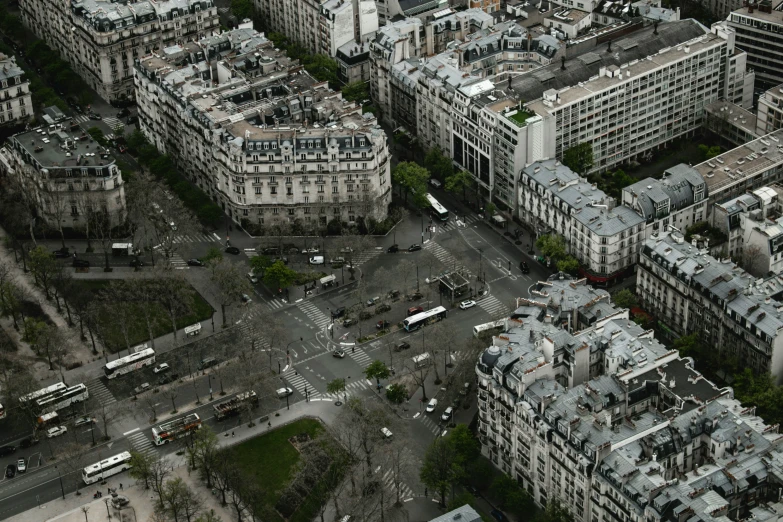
[276,387,293,398]
[247,272,258,284]
[426,398,438,413]
[241,294,252,304]
[459,300,477,310]
[16,459,26,473]
[153,363,170,374]
[74,416,94,427]
[47,426,67,438]
[302,247,320,254]
[169,221,177,231]
[309,256,324,265]
[441,406,454,422]
[429,179,442,188]
[340,247,353,253]
[380,427,393,439]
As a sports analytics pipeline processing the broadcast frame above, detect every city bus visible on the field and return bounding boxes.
[472,319,506,339]
[425,193,449,221]
[82,451,133,485]
[104,346,156,379]
[19,382,68,407]
[36,383,89,414]
[403,306,448,332]
[0,402,5,420]
[151,413,202,445]
[412,352,431,369]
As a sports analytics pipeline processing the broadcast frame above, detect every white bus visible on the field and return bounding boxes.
[151,413,202,446]
[412,352,431,369]
[36,383,89,414]
[472,319,505,338]
[403,306,448,332]
[0,402,5,420]
[82,451,133,485]
[104,346,156,379]
[425,193,449,221]
[19,382,68,406]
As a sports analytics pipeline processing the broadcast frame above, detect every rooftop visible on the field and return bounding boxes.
[11,120,117,170]
[0,53,24,82]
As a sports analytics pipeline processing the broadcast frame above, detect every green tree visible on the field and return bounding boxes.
[534,497,572,522]
[392,162,430,207]
[249,255,272,278]
[672,333,701,359]
[536,234,567,260]
[562,142,594,174]
[448,424,480,464]
[424,147,454,181]
[202,247,223,265]
[447,492,482,513]
[341,81,368,103]
[86,127,108,147]
[385,383,407,404]
[29,246,57,299]
[230,0,253,19]
[420,435,460,506]
[556,255,579,275]
[363,360,391,388]
[445,170,474,203]
[128,450,158,490]
[327,378,346,402]
[612,289,638,310]
[698,144,721,161]
[263,261,297,291]
[303,54,338,85]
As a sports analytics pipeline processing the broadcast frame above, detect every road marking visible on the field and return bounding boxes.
[123,428,139,436]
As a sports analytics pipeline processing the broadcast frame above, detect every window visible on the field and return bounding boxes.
[288,208,295,215]
[332,186,338,194]
[270,187,277,194]
[255,187,261,194]
[286,187,293,196]
[272,207,279,215]
[285,177,292,184]
[332,176,338,183]
[304,196,309,203]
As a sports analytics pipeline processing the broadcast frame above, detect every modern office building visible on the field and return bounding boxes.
[0,53,33,127]
[756,83,783,136]
[519,159,645,285]
[727,0,783,90]
[134,28,390,230]
[0,121,126,228]
[18,0,219,102]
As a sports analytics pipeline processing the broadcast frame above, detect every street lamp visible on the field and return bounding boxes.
[54,465,65,500]
[104,498,111,520]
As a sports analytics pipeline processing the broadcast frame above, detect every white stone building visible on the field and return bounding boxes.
[134,28,390,231]
[756,83,783,136]
[0,54,33,127]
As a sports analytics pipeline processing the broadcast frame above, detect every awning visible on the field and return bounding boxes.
[492,215,506,224]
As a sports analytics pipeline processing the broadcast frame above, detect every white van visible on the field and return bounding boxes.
[380,427,393,439]
[412,352,431,369]
[320,274,336,288]
[309,256,324,265]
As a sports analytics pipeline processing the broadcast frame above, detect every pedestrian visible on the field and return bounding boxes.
[352,346,355,353]
[107,487,110,495]
[267,421,271,429]
[120,483,123,491]
[231,431,235,437]
[425,487,428,497]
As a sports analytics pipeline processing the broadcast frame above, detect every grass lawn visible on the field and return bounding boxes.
[229,418,337,522]
[507,109,533,127]
[72,279,213,353]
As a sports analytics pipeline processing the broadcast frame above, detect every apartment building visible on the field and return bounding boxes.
[705,100,759,146]
[756,83,783,136]
[621,164,708,239]
[0,54,33,127]
[727,0,783,90]
[519,159,644,285]
[18,0,218,103]
[135,28,390,229]
[692,128,783,211]
[375,0,449,25]
[544,8,592,39]
[0,120,126,228]
[638,231,783,380]
[336,41,372,85]
[390,60,420,134]
[424,8,495,56]
[469,0,500,13]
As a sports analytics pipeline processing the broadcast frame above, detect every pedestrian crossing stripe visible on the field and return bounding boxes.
[477,295,509,319]
[103,117,124,129]
[127,431,157,456]
[417,415,441,435]
[283,370,320,399]
[87,378,117,406]
[434,215,480,233]
[381,469,415,499]
[297,302,331,329]
[422,243,473,276]
[321,379,369,400]
[350,250,381,267]
[346,346,372,367]
[171,233,222,244]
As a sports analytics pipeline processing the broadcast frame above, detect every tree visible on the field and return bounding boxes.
[392,162,429,206]
[536,234,567,260]
[364,360,391,389]
[741,244,764,276]
[424,147,454,182]
[556,255,579,275]
[672,333,702,360]
[303,54,339,85]
[698,144,722,161]
[448,424,480,464]
[341,81,368,103]
[385,383,407,404]
[28,246,57,299]
[612,288,638,310]
[209,257,251,328]
[445,170,474,203]
[420,435,459,506]
[154,272,197,343]
[230,0,253,19]
[128,450,160,490]
[162,385,179,414]
[534,497,572,522]
[327,378,347,403]
[91,400,126,442]
[562,142,594,174]
[249,255,272,278]
[263,260,297,291]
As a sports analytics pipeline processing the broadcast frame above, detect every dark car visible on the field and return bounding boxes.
[466,485,480,495]
[376,303,391,314]
[262,247,280,256]
[396,342,411,351]
[19,438,38,449]
[0,446,16,457]
[343,318,357,327]
[225,246,241,255]
[5,464,15,479]
[376,320,390,330]
[126,115,139,125]
[72,258,90,268]
[387,290,401,299]
[408,244,422,252]
[408,292,423,301]
[359,311,372,320]
[53,249,70,258]
[519,261,529,274]
[187,259,204,267]
[387,244,399,253]
[116,109,130,118]
[88,112,101,120]
[407,306,424,317]
[129,258,144,268]
[332,307,346,319]
[158,373,179,385]
[490,510,508,522]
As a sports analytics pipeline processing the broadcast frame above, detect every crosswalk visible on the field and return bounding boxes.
[435,214,481,233]
[477,295,509,319]
[351,248,382,267]
[422,242,472,276]
[172,232,222,244]
[320,379,371,401]
[167,252,189,270]
[236,309,273,349]
[282,370,320,399]
[127,430,157,457]
[87,378,116,406]
[416,414,442,436]
[103,116,125,130]
[345,345,372,367]
[297,301,331,330]
[71,115,91,124]
[380,468,415,501]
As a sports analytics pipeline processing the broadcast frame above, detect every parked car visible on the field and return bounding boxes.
[133,383,151,395]
[225,246,240,255]
[5,464,15,479]
[158,373,178,385]
[407,306,424,317]
[408,244,422,252]
[376,320,390,329]
[459,300,476,310]
[519,261,529,274]
[16,459,26,473]
[52,249,70,258]
[441,406,453,422]
[395,342,411,351]
[340,247,353,253]
[187,259,204,267]
[332,307,346,319]
[129,258,144,268]
[153,363,169,374]
[46,426,68,438]
[74,416,94,427]
[198,357,218,371]
[262,247,280,256]
[466,485,480,495]
[460,382,471,396]
[380,427,393,439]
[426,398,438,413]
[19,438,37,449]
[118,145,127,154]
[333,349,346,358]
[490,510,509,522]
[72,258,90,268]
[408,292,423,301]
[126,115,139,125]
[247,271,258,284]
[359,311,372,320]
[302,247,320,254]
[276,387,293,398]
[429,178,442,188]
[116,109,130,118]
[0,446,16,457]
[241,293,252,304]
[366,296,380,306]
[387,244,399,253]
[376,303,391,314]
[309,256,324,265]
[343,318,357,327]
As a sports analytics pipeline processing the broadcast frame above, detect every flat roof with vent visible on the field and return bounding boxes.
[578,52,602,66]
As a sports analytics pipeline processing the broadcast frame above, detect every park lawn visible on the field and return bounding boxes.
[72,279,213,353]
[229,418,336,522]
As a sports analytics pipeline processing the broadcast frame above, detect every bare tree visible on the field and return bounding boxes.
[42,189,71,250]
[91,400,128,442]
[404,339,433,402]
[154,271,196,343]
[73,192,97,252]
[149,456,175,504]
[161,385,179,414]
[741,244,765,276]
[208,257,251,328]
[100,280,135,355]
[57,442,88,495]
[140,392,159,423]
